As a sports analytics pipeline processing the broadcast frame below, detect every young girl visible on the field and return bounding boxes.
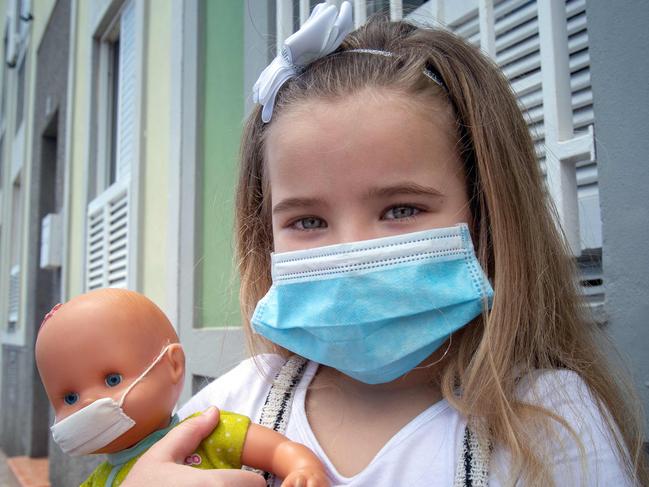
[124,3,648,486]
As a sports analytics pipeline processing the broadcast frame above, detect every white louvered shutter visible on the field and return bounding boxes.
[445,0,599,253]
[8,265,20,324]
[85,0,136,291]
[86,181,129,290]
[6,1,18,67]
[442,0,602,310]
[565,0,598,251]
[18,0,31,37]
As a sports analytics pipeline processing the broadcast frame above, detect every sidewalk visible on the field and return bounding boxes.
[0,449,21,487]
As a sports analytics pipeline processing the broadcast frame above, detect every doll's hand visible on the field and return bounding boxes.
[122,407,265,487]
[280,467,330,487]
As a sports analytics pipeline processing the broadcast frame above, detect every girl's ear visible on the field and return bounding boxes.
[165,343,185,385]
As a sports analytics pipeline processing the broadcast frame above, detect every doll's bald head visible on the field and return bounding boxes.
[37,288,179,352]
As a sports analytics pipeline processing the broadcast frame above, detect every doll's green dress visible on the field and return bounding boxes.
[80,411,250,487]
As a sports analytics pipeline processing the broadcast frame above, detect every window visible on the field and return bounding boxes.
[10,0,30,136]
[0,137,4,193]
[108,39,119,186]
[93,16,121,196]
[14,54,25,134]
[1,28,8,129]
[85,0,140,291]
[0,36,6,190]
[0,135,3,315]
[8,176,22,331]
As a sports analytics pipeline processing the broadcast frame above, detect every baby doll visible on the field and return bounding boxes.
[35,288,329,487]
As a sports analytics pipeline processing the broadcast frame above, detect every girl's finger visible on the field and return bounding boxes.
[143,407,220,463]
[205,469,266,487]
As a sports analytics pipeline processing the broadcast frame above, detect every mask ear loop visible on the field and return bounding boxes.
[118,343,173,407]
[413,335,453,372]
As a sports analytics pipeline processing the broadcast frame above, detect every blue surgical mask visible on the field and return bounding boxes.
[251,224,494,384]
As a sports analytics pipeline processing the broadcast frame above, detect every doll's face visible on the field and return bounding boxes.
[35,290,184,453]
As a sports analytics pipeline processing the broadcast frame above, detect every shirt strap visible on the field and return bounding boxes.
[242,355,308,486]
[247,355,491,487]
[453,420,492,487]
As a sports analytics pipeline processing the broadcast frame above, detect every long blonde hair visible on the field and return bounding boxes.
[235,18,648,486]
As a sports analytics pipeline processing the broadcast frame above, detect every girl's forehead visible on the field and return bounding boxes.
[265,90,460,188]
[269,89,453,149]
[271,88,451,135]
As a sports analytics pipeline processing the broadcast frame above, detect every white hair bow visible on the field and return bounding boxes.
[253,1,354,123]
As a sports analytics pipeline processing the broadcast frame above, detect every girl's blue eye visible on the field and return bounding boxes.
[64,393,79,405]
[293,217,327,231]
[383,206,420,220]
[105,373,122,387]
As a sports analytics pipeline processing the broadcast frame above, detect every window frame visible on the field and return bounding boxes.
[1,0,31,346]
[83,0,144,292]
[94,16,120,196]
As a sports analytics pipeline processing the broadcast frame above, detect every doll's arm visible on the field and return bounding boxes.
[241,423,329,487]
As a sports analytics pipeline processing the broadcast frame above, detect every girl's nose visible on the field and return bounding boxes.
[334,220,379,244]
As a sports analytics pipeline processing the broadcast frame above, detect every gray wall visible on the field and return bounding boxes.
[587,0,649,434]
[1,2,99,484]
[1,347,37,456]
[1,0,71,458]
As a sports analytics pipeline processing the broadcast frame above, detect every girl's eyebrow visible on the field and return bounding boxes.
[272,183,444,215]
[272,197,328,215]
[365,182,444,199]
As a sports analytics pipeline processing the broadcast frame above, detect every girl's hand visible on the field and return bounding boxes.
[122,407,266,487]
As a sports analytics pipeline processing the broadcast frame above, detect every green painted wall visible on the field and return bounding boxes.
[198,0,244,328]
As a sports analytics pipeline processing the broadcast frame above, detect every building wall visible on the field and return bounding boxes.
[587,0,649,434]
[1,347,34,455]
[0,0,59,457]
[66,0,172,306]
[65,0,89,301]
[140,0,172,308]
[174,0,249,404]
[50,0,176,484]
[0,0,6,430]
[0,0,177,482]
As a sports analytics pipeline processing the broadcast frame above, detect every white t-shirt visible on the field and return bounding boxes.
[178,354,632,486]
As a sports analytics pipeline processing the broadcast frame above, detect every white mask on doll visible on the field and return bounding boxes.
[50,345,171,456]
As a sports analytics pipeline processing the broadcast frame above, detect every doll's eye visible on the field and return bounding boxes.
[64,393,79,405]
[105,373,123,387]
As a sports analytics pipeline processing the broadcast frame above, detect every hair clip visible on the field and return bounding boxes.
[347,49,446,90]
[40,303,63,329]
[253,1,354,123]
[346,48,394,57]
[423,67,445,89]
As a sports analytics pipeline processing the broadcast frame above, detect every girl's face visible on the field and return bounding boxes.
[266,88,471,253]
